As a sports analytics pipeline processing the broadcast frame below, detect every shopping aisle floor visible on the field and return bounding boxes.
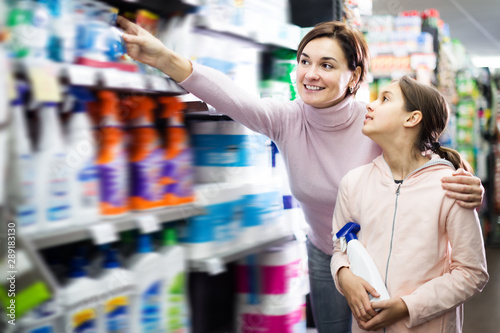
[307,246,500,333]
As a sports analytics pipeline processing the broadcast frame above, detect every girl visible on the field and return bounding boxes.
[331,76,489,332]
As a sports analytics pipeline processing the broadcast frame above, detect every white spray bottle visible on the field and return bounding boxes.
[8,81,38,233]
[35,102,71,230]
[333,222,390,302]
[66,87,100,226]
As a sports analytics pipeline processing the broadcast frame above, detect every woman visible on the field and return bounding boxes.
[117,17,484,332]
[331,76,488,332]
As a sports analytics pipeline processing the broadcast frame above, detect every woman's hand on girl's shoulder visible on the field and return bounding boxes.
[441,168,484,209]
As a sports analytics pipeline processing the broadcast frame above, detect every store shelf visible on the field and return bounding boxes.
[188,232,295,274]
[27,203,205,249]
[100,0,197,17]
[13,59,186,94]
[194,17,299,51]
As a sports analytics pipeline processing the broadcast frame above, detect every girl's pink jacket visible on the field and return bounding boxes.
[331,155,488,333]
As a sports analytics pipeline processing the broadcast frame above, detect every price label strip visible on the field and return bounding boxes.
[136,214,160,234]
[204,257,226,275]
[100,69,147,90]
[148,75,169,92]
[89,223,118,245]
[64,65,97,86]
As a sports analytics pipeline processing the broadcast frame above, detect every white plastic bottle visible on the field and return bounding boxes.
[8,82,37,233]
[61,256,102,333]
[66,88,100,226]
[17,298,64,333]
[159,228,190,333]
[127,233,163,333]
[333,222,390,302]
[35,102,71,230]
[97,248,136,333]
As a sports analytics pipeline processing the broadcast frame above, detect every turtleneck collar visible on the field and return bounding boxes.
[301,95,358,131]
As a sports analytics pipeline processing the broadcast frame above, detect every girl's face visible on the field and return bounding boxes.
[296,37,354,108]
[363,82,408,140]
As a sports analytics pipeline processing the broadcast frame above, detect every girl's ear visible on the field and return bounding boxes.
[403,110,422,128]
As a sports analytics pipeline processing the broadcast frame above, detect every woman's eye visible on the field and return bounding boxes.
[383,97,389,102]
[323,63,333,69]
[300,59,309,65]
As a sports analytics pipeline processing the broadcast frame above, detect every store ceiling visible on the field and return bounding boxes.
[372,0,500,67]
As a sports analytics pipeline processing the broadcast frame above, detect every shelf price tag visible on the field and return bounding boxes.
[100,69,147,90]
[65,65,97,86]
[27,63,62,102]
[89,223,118,245]
[204,257,226,275]
[136,214,160,234]
[148,75,169,92]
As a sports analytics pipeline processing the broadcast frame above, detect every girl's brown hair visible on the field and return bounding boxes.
[398,75,473,172]
[297,21,370,96]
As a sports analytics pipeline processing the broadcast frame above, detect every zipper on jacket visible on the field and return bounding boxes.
[384,184,401,291]
[382,183,401,333]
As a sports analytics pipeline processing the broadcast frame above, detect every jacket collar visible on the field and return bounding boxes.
[374,154,456,184]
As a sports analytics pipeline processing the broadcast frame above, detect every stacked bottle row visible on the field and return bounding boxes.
[17,227,190,333]
[4,0,131,69]
[181,115,305,260]
[363,11,434,58]
[8,80,194,234]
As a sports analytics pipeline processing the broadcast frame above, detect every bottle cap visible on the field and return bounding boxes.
[103,248,120,269]
[68,257,87,278]
[138,234,153,253]
[163,228,177,246]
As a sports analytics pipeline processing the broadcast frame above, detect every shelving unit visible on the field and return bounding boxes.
[1,1,307,332]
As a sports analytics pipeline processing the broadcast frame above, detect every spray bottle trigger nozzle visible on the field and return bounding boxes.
[340,238,347,252]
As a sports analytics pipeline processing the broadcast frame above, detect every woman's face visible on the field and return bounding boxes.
[296,37,354,108]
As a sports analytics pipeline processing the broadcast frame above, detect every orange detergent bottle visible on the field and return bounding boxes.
[96,91,129,217]
[158,97,195,205]
[122,95,164,210]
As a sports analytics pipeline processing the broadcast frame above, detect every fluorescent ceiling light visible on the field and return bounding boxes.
[471,56,500,69]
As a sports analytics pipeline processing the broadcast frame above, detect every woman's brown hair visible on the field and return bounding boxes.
[296,21,370,96]
[398,75,473,172]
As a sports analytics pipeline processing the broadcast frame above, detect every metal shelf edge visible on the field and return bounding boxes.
[188,232,295,273]
[29,203,205,249]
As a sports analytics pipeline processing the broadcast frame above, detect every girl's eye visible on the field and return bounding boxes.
[300,59,309,65]
[322,63,333,69]
[382,96,389,102]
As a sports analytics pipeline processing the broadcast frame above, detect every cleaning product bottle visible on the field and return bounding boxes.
[8,81,37,233]
[122,95,164,211]
[333,222,390,302]
[61,256,102,333]
[160,228,190,333]
[17,297,64,333]
[127,233,163,333]
[66,87,100,225]
[35,101,71,230]
[97,247,136,333]
[157,97,195,206]
[96,90,129,217]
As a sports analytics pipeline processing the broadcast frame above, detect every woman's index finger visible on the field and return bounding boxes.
[116,16,138,34]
